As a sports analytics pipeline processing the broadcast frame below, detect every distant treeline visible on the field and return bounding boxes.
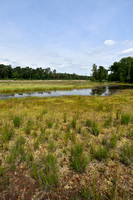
[91,57,133,83]
[1,56,133,82]
[0,65,89,80]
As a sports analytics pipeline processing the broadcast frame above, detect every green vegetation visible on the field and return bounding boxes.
[13,115,22,128]
[120,143,133,166]
[0,64,89,80]
[1,124,14,143]
[70,143,88,172]
[0,80,104,93]
[1,56,133,84]
[0,81,133,199]
[121,113,131,125]
[109,57,133,83]
[91,144,108,161]
[91,56,133,83]
[91,121,100,136]
[32,153,58,188]
[91,64,108,82]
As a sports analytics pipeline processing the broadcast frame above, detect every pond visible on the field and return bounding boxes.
[0,85,133,99]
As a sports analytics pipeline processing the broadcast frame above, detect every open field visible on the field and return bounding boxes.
[0,80,130,94]
[0,82,133,199]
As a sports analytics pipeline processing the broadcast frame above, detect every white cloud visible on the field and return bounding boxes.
[104,40,116,46]
[121,48,133,54]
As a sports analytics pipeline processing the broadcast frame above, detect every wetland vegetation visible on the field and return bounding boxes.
[0,81,133,199]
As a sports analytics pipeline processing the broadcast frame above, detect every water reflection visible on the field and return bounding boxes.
[0,85,133,99]
[91,86,107,96]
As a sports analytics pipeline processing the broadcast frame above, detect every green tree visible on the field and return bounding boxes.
[91,63,98,80]
[98,66,108,82]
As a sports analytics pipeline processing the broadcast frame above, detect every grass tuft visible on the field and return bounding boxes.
[71,117,76,129]
[85,119,92,127]
[91,121,100,136]
[2,124,14,143]
[120,143,133,166]
[13,115,22,128]
[70,143,88,173]
[32,153,58,188]
[121,113,131,125]
[91,144,108,161]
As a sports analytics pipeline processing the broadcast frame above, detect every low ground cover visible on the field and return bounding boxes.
[0,80,128,93]
[0,87,133,199]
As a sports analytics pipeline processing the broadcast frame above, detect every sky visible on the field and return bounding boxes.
[0,0,133,75]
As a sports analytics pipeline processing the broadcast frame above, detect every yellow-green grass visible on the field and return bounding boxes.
[0,80,130,93]
[0,89,133,199]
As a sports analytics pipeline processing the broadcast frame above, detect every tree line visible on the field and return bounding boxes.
[0,65,89,80]
[91,57,133,83]
[0,56,133,82]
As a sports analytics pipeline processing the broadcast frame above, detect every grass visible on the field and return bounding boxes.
[32,153,58,188]
[81,179,100,200]
[6,135,26,169]
[13,115,22,128]
[70,143,88,173]
[85,119,92,127]
[91,144,108,161]
[121,113,131,125]
[0,80,105,93]
[0,81,133,199]
[104,114,112,127]
[120,143,133,166]
[91,121,100,136]
[24,119,33,134]
[71,117,76,129]
[1,123,14,143]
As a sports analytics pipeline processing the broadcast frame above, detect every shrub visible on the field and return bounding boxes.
[121,113,131,125]
[70,143,88,173]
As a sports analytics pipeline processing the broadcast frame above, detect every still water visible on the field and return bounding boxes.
[0,85,133,99]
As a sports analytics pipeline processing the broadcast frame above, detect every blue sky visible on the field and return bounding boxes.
[0,0,133,75]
